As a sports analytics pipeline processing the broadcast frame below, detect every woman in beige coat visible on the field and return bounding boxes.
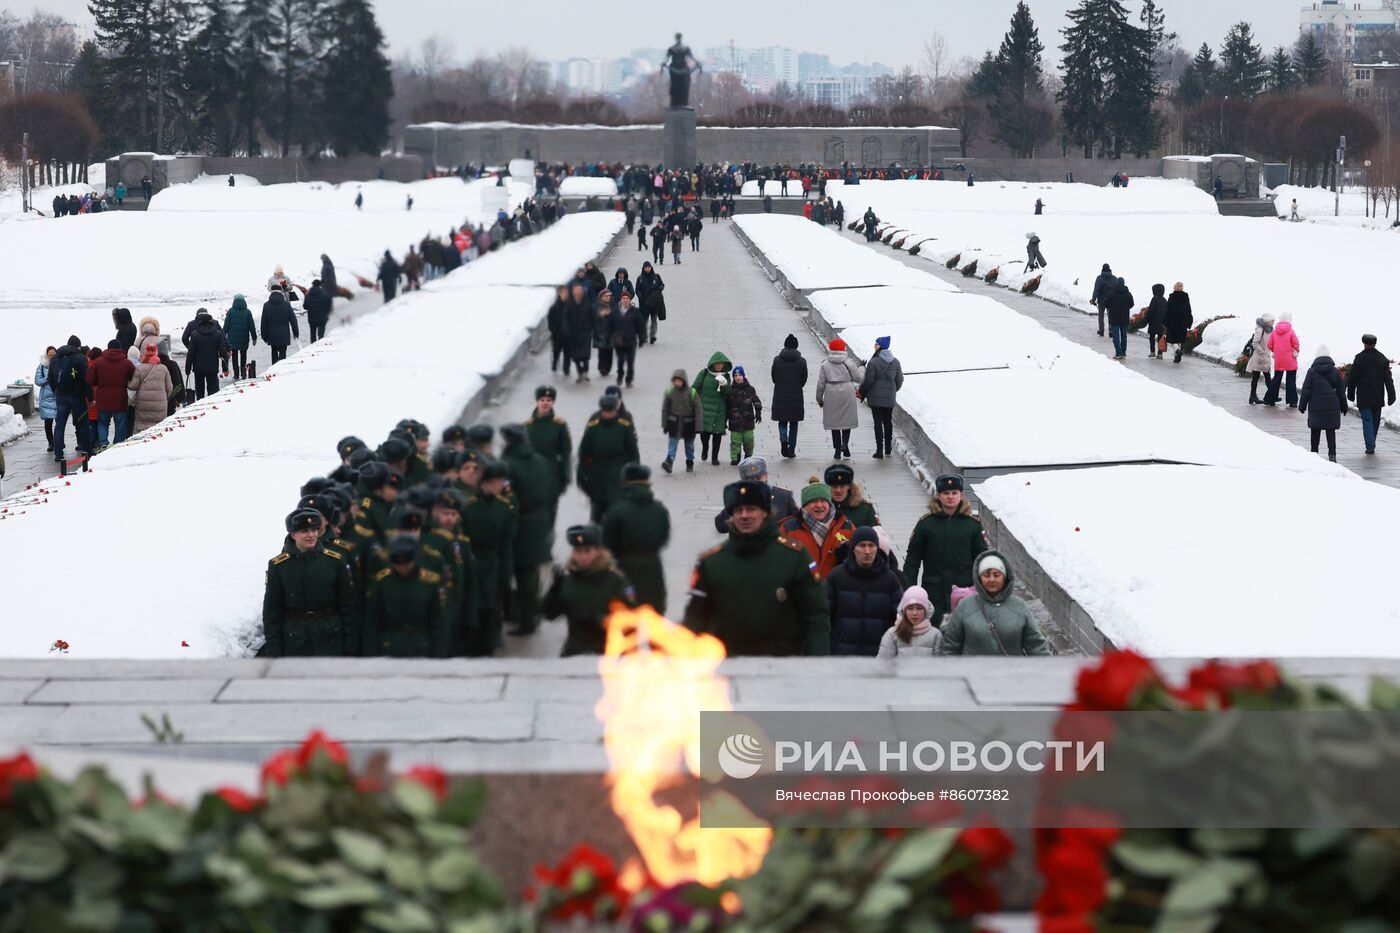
[128,343,173,434]
[815,338,864,460]
[1246,313,1274,405]
[134,316,162,357]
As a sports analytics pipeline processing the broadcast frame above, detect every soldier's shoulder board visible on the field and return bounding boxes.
[354,523,374,537]
[699,544,724,561]
[321,547,344,561]
[360,497,372,510]
[372,568,392,582]
[333,537,357,552]
[617,417,633,427]
[554,416,568,425]
[271,552,291,566]
[586,418,600,427]
[776,536,807,554]
[420,569,443,585]
[421,544,443,559]
[458,532,472,543]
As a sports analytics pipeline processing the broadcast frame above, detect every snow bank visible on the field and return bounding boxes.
[0,403,25,445]
[0,213,624,659]
[0,182,97,223]
[976,465,1395,657]
[735,214,957,291]
[191,172,261,187]
[558,176,618,197]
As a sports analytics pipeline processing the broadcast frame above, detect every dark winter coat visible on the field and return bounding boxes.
[1346,347,1397,410]
[547,297,570,340]
[1165,291,1194,343]
[1105,280,1135,327]
[636,269,665,312]
[1146,290,1168,331]
[114,312,137,352]
[607,270,632,308]
[320,255,337,294]
[694,351,733,434]
[825,553,904,656]
[904,500,988,620]
[1090,268,1116,305]
[223,297,258,350]
[617,305,647,349]
[1299,356,1348,431]
[541,553,635,657]
[592,306,619,349]
[577,415,640,509]
[86,348,135,412]
[859,349,904,408]
[185,318,229,375]
[726,379,763,432]
[262,543,358,657]
[261,292,299,348]
[502,438,558,567]
[565,299,593,358]
[770,347,808,422]
[585,265,607,295]
[48,345,90,400]
[303,284,333,327]
[602,482,671,613]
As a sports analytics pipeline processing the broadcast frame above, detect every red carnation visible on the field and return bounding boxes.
[0,752,39,805]
[1074,651,1161,710]
[402,764,449,801]
[958,826,1015,869]
[260,749,299,787]
[214,786,260,812]
[295,730,348,769]
[1188,659,1280,699]
[1036,841,1110,915]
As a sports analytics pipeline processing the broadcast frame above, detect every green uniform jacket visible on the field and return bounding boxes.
[404,453,432,488]
[904,503,988,618]
[602,482,671,613]
[939,551,1049,656]
[503,439,559,567]
[361,494,394,542]
[576,416,640,507]
[424,526,478,655]
[541,555,636,656]
[525,412,572,495]
[364,566,450,657]
[463,493,516,610]
[262,542,358,657]
[683,521,831,656]
[837,483,879,529]
[693,351,733,435]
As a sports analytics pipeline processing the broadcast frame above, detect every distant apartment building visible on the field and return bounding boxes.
[1300,2,1399,62]
[1350,60,1400,97]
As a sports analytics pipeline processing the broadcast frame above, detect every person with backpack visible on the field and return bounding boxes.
[185,310,230,399]
[635,261,665,345]
[49,336,92,462]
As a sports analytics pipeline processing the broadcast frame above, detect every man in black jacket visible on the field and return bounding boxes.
[304,279,333,343]
[826,526,905,656]
[261,290,299,364]
[49,336,92,461]
[1105,277,1135,361]
[185,311,229,399]
[1346,334,1397,455]
[1089,263,1115,338]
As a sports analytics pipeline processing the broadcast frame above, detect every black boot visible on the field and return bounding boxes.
[661,458,674,474]
[685,460,694,472]
[872,449,884,460]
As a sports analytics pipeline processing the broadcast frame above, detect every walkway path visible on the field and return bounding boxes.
[844,228,1400,487]
[488,220,939,658]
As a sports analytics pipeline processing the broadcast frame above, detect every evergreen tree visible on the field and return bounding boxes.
[1177,43,1216,106]
[1295,32,1330,87]
[1217,22,1267,99]
[233,0,274,154]
[1058,0,1157,158]
[266,0,324,156]
[1267,46,1299,93]
[1104,10,1159,155]
[988,2,1052,157]
[320,0,391,156]
[968,51,1002,102]
[1059,0,1112,157]
[184,0,239,154]
[1138,0,1178,93]
[150,0,198,152]
[88,0,156,149]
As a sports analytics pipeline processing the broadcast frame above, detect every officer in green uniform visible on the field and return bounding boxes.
[431,447,461,485]
[441,424,468,453]
[457,449,483,496]
[262,509,358,657]
[427,488,478,656]
[500,423,558,637]
[525,385,572,506]
[601,463,671,613]
[577,393,640,524]
[462,459,517,656]
[397,419,434,486]
[380,435,423,489]
[364,507,448,581]
[683,481,831,656]
[337,435,368,466]
[363,536,450,657]
[357,462,399,541]
[825,464,879,528]
[465,423,495,459]
[904,473,988,621]
[541,524,636,657]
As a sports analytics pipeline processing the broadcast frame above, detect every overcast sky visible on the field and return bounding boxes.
[22,0,1301,69]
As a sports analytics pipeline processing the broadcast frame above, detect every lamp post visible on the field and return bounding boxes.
[1365,159,1373,217]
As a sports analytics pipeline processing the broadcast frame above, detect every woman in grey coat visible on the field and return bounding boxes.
[1245,314,1274,405]
[858,336,904,460]
[816,338,863,460]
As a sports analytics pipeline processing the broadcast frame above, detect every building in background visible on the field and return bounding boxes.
[1350,60,1400,97]
[1300,2,1399,62]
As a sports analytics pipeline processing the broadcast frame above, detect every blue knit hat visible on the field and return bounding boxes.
[875,336,891,350]
[733,365,746,377]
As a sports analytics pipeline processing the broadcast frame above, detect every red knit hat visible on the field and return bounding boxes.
[829,338,847,352]
[142,343,159,363]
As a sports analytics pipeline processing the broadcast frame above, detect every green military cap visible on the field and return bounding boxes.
[500,423,528,445]
[337,436,367,460]
[535,385,558,400]
[566,524,602,547]
[479,459,509,483]
[621,463,651,483]
[359,461,390,491]
[824,464,855,487]
[465,423,495,446]
[347,447,375,470]
[435,488,467,512]
[380,436,412,463]
[431,447,461,473]
[386,535,418,563]
[386,467,404,490]
[442,424,468,444]
[402,486,438,512]
[396,418,430,440]
[285,509,325,533]
[298,494,338,522]
[935,473,965,493]
[393,507,427,532]
[598,393,619,412]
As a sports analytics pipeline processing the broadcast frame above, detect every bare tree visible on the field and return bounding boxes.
[920,32,950,109]
[493,47,549,108]
[418,36,456,99]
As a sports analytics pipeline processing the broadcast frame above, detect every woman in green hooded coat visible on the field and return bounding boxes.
[693,350,732,466]
[222,294,258,380]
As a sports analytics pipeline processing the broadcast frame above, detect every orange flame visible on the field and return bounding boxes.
[595,604,772,889]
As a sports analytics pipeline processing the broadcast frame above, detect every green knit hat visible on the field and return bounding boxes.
[801,482,832,507]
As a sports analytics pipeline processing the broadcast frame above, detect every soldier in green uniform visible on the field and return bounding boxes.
[524,385,572,527]
[825,464,880,528]
[462,459,517,656]
[500,423,558,637]
[262,509,358,657]
[397,419,434,486]
[601,463,671,613]
[363,536,450,657]
[427,489,478,656]
[683,481,831,656]
[577,393,640,523]
[904,473,988,621]
[431,447,461,485]
[457,449,483,496]
[465,423,495,459]
[364,507,448,580]
[541,524,636,657]
[441,424,468,453]
[357,462,399,541]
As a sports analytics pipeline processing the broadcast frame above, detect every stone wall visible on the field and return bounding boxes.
[959,157,1165,184]
[102,153,425,191]
[401,122,964,169]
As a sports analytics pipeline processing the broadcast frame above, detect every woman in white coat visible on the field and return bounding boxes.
[816,337,863,460]
[1246,313,1275,405]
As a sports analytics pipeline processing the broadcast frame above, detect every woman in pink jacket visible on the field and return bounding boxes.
[1263,311,1301,407]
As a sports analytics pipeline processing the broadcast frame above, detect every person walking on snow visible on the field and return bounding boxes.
[726,366,762,464]
[816,338,863,460]
[1346,334,1396,455]
[128,342,173,434]
[1146,284,1169,359]
[304,279,333,343]
[261,289,299,365]
[222,295,258,378]
[1299,346,1348,462]
[693,351,733,466]
[566,282,595,382]
[1262,311,1300,407]
[1245,314,1275,404]
[1090,263,1115,338]
[661,369,703,473]
[859,336,902,459]
[669,224,684,264]
[877,586,943,658]
[1105,277,1134,361]
[378,250,401,302]
[1164,282,1194,364]
[771,334,808,459]
[635,261,665,345]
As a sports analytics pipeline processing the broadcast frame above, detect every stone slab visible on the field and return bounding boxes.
[733,676,977,709]
[218,676,506,703]
[0,707,66,743]
[533,700,606,743]
[264,657,600,678]
[0,659,268,679]
[0,680,43,703]
[27,679,228,705]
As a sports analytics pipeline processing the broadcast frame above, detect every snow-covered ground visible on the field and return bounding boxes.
[0,213,623,659]
[0,175,532,404]
[0,403,24,445]
[977,465,1400,657]
[0,181,97,224]
[735,214,956,291]
[558,176,617,197]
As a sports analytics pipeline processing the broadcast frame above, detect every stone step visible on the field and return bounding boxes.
[1216,199,1277,218]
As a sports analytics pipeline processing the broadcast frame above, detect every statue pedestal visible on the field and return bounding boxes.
[663,108,697,170]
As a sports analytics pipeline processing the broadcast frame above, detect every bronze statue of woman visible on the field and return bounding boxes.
[661,33,702,109]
